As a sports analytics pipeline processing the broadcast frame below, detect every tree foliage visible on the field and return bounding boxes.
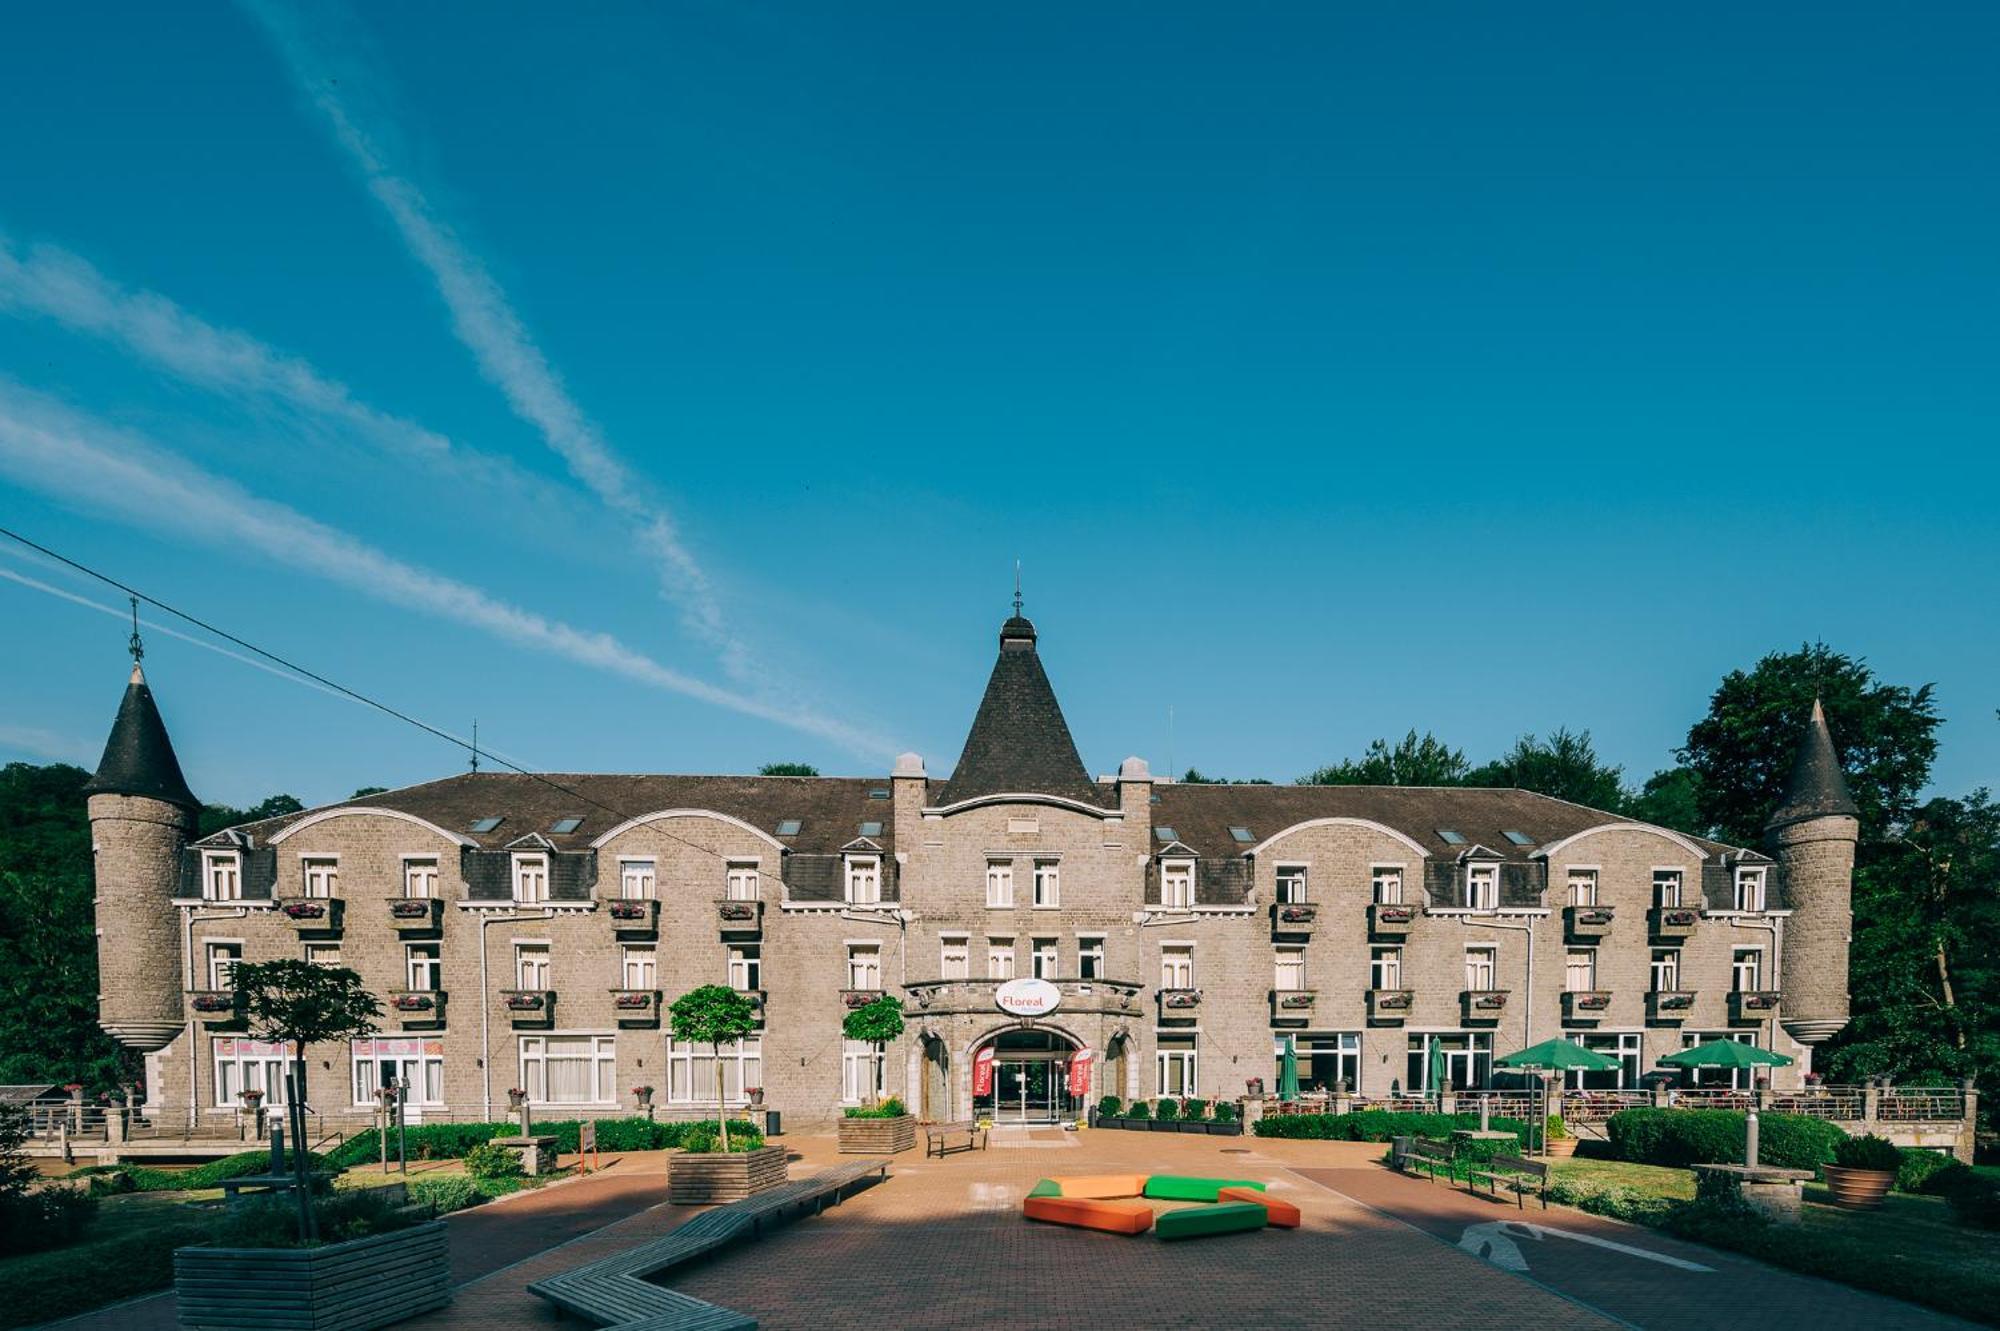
[199,793,304,839]
[669,984,760,1145]
[841,994,905,1106]
[1299,730,1470,787]
[1464,728,1626,810]
[757,763,819,777]
[231,959,382,1053]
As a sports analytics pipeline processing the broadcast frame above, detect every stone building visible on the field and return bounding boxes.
[88,609,1859,1128]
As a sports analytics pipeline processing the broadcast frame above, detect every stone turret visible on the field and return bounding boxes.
[1767,699,1860,1046]
[84,660,199,1053]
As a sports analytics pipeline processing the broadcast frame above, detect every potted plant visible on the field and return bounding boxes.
[747,1086,765,1108]
[1152,1098,1180,1132]
[1823,1133,1901,1209]
[1094,1094,1122,1129]
[1179,1098,1210,1133]
[506,1087,528,1113]
[837,995,913,1153]
[632,1085,654,1111]
[1541,1114,1577,1158]
[1209,1100,1241,1135]
[667,985,786,1200]
[1126,1100,1151,1128]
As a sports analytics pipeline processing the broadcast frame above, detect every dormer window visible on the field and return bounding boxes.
[1161,859,1194,911]
[845,855,881,906]
[1466,864,1499,911]
[513,854,549,904]
[1734,867,1767,913]
[203,852,242,901]
[302,857,339,898]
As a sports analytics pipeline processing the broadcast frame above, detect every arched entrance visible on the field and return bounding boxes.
[972,1027,1081,1125]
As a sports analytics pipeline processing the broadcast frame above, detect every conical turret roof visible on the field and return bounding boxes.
[1766,698,1857,831]
[83,665,199,810]
[935,614,1107,807]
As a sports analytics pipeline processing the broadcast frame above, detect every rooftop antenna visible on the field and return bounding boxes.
[469,718,480,773]
[127,595,144,666]
[1168,704,1175,783]
[1012,560,1023,618]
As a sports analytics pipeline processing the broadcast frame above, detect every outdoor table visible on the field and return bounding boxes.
[1690,1163,1815,1220]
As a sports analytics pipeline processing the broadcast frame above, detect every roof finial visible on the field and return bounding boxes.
[1012,560,1023,618]
[127,595,144,668]
[469,718,480,773]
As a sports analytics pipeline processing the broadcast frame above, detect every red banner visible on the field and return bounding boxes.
[1067,1048,1093,1098]
[972,1045,996,1096]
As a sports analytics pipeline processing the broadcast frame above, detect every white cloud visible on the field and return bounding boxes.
[0,379,896,759]
[0,721,93,764]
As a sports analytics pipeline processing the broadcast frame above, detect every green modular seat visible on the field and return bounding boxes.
[1141,1175,1268,1203]
[1155,1202,1270,1241]
[1027,1179,1064,1199]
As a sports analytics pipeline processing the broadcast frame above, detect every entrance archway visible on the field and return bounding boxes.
[971,1027,1081,1125]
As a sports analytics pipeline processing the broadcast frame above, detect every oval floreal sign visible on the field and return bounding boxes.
[994,976,1061,1017]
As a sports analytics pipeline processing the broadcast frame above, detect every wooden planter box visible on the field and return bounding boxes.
[837,1114,916,1155]
[667,1143,788,1204]
[175,1218,449,1331]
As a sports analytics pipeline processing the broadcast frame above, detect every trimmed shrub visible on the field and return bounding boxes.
[1126,1101,1151,1121]
[323,1117,758,1169]
[1096,1095,1122,1117]
[407,1175,482,1214]
[78,1149,327,1196]
[205,1187,419,1251]
[1156,1098,1180,1121]
[1211,1100,1235,1122]
[1606,1108,1845,1171]
[677,1123,766,1155]
[462,1142,524,1182]
[1895,1149,1963,1195]
[1181,1098,1210,1121]
[1252,1110,1528,1145]
[1943,1172,2000,1230]
[843,1097,908,1120]
[1832,1133,1903,1172]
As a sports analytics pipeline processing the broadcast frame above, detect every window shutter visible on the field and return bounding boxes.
[1499,862,1544,907]
[550,851,596,901]
[1144,860,1162,907]
[179,848,202,899]
[1425,860,1462,908]
[242,847,277,900]
[1699,862,1732,912]
[461,849,511,901]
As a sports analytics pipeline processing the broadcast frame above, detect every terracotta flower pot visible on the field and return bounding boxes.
[1541,1136,1579,1158]
[1822,1165,1895,1209]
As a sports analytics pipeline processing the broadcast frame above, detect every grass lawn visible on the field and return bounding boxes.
[0,1191,222,1329]
[1549,1158,2000,1326]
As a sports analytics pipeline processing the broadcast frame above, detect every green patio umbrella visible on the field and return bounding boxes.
[1494,1039,1620,1155]
[1427,1037,1448,1102]
[1658,1040,1795,1071]
[1277,1036,1301,1102]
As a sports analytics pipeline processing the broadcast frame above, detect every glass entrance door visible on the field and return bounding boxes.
[974,1030,1079,1123]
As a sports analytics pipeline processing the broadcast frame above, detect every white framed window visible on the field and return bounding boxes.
[1274,946,1306,992]
[729,944,762,991]
[1032,860,1060,908]
[1734,867,1767,913]
[1732,947,1764,992]
[515,943,551,989]
[1466,864,1499,911]
[1652,869,1683,908]
[1031,937,1058,979]
[1370,866,1403,905]
[405,942,441,991]
[206,941,242,990]
[1276,865,1309,903]
[203,852,242,902]
[1156,1041,1198,1097]
[1161,859,1194,910]
[1565,948,1597,992]
[302,857,339,898]
[725,861,760,901]
[304,943,341,968]
[1160,944,1193,988]
[1287,1032,1361,1094]
[212,1037,291,1108]
[667,1037,762,1105]
[520,1034,616,1105]
[1465,944,1498,990]
[351,1037,443,1106]
[1651,948,1681,991]
[940,935,970,979]
[621,946,657,989]
[841,1039,886,1103]
[620,859,657,900]
[1567,869,1598,906]
[985,860,1014,908]
[987,938,1015,980]
[1077,935,1105,980]
[402,857,439,899]
[1683,1030,1761,1088]
[847,943,882,989]
[512,854,549,904]
[1370,946,1402,990]
[1566,1031,1642,1090]
[845,856,881,905]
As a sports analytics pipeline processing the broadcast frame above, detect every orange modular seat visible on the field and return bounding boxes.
[1023,1196,1155,1235]
[1217,1186,1301,1228]
[1049,1174,1150,1199]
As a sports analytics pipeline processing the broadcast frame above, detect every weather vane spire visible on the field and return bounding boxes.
[127,594,144,666]
[1012,560,1023,618]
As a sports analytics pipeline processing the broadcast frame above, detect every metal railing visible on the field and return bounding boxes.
[1877,1089,1966,1122]
[1767,1088,1867,1120]
[1560,1091,1650,1123]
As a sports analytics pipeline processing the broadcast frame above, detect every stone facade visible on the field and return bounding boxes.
[89,612,1856,1129]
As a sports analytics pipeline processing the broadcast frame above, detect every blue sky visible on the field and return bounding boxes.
[1,2,1994,808]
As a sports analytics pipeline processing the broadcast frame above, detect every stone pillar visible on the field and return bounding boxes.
[1333,1091,1353,1116]
[105,1094,128,1146]
[1956,1077,1979,1165]
[1862,1078,1882,1130]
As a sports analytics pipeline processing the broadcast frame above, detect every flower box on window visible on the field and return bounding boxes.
[1461,989,1510,1021]
[608,899,659,936]
[715,899,764,933]
[1368,988,1414,1023]
[840,988,885,1010]
[1158,988,1201,1013]
[189,990,243,1024]
[1562,990,1613,1022]
[1270,990,1317,1024]
[388,989,447,1028]
[277,897,344,932]
[1730,990,1781,1023]
[1647,990,1696,1023]
[611,989,660,1026]
[1648,906,1700,939]
[387,898,443,932]
[502,989,556,1027]
[1368,903,1417,937]
[1270,903,1317,936]
[1563,905,1616,938]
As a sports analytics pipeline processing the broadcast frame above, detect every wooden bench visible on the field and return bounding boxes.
[1404,1138,1456,1183]
[924,1121,989,1159]
[529,1160,887,1330]
[216,1171,334,1207]
[1467,1153,1549,1209]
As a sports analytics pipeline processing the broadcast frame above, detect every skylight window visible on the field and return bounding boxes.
[1154,826,1178,843]
[550,817,583,835]
[1228,826,1255,843]
[859,821,883,838]
[867,788,890,800]
[1501,829,1535,846]
[775,819,803,837]
[469,816,504,834]
[1436,828,1465,845]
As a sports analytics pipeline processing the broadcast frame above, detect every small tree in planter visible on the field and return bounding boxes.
[1210,1100,1240,1135]
[668,984,759,1152]
[1180,1098,1210,1133]
[839,996,914,1153]
[1153,1098,1180,1132]
[1095,1094,1122,1128]
[231,959,381,1242]
[842,995,905,1106]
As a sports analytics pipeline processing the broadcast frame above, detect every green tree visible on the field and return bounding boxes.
[199,793,304,839]
[1465,728,1627,810]
[1180,768,1270,785]
[349,786,388,798]
[841,995,906,1107]
[757,763,819,777]
[231,959,381,1240]
[1678,643,1940,848]
[1299,730,1469,787]
[669,984,759,1149]
[1627,767,1706,838]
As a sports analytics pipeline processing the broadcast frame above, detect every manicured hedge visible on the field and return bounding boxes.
[1253,1110,1529,1145]
[1606,1108,1846,1170]
[323,1116,759,1169]
[1896,1148,1963,1195]
[78,1149,328,1195]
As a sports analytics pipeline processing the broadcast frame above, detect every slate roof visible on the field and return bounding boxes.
[933,614,1110,808]
[82,666,199,810]
[214,772,894,857]
[1766,698,1859,831]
